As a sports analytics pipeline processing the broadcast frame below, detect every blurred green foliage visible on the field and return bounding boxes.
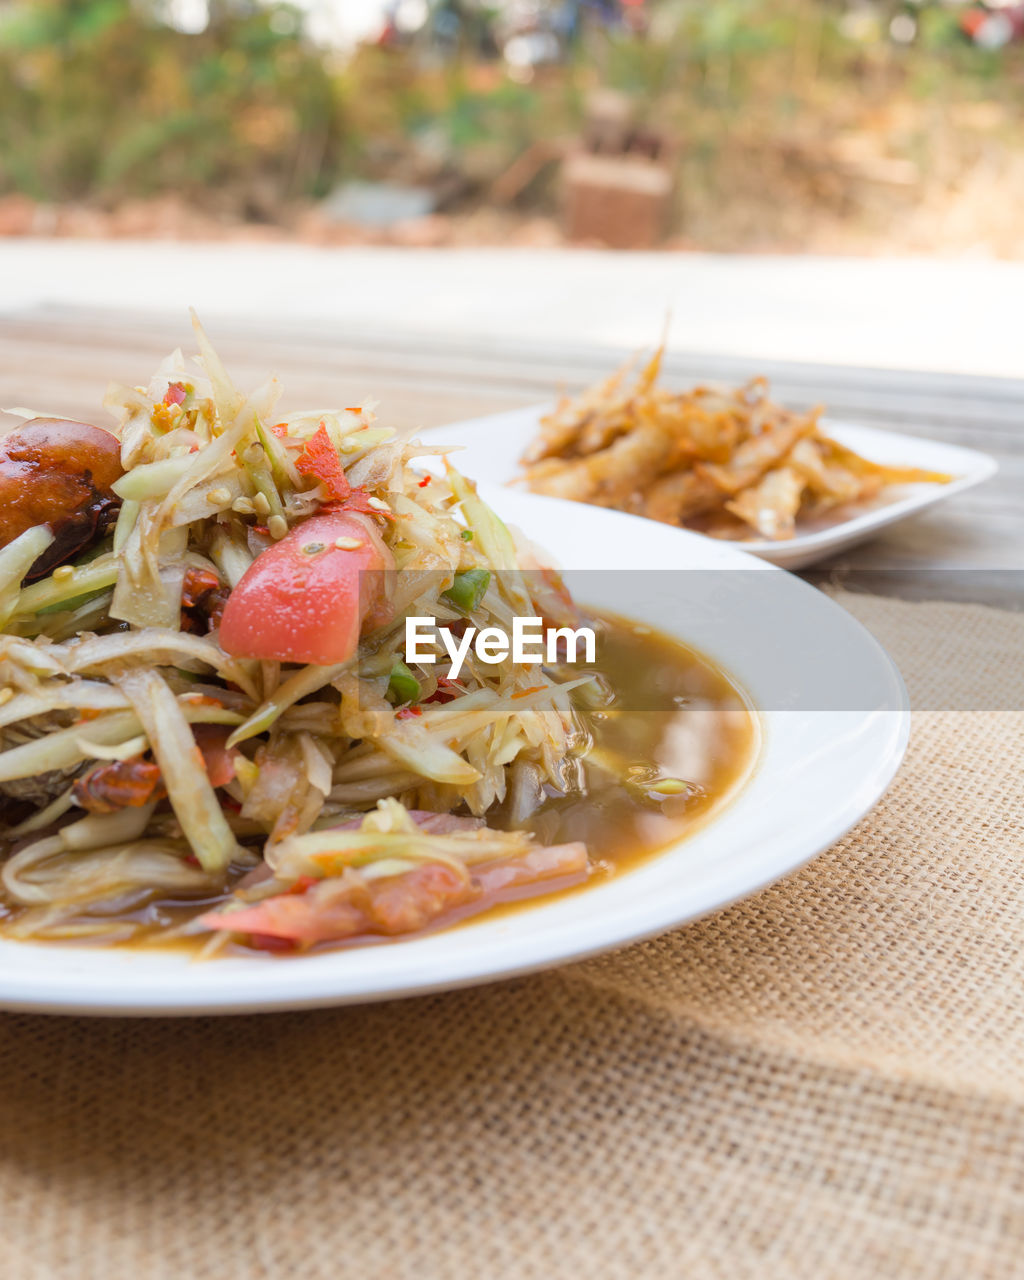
[0,0,343,209]
[1,0,1023,250]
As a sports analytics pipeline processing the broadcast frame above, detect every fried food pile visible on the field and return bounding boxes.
[519,353,950,541]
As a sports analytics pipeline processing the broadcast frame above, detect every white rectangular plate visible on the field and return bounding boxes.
[421,406,998,569]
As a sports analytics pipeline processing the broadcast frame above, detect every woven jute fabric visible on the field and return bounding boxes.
[1,592,1022,1280]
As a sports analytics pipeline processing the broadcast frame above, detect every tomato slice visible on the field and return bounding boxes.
[218,513,394,665]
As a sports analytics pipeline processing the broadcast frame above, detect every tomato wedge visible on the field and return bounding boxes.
[218,512,394,665]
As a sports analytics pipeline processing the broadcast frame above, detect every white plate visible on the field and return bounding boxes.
[422,406,998,569]
[0,488,909,1015]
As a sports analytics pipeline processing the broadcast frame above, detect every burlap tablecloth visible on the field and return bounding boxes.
[1,591,1022,1280]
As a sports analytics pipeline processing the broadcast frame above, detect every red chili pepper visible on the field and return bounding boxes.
[270,423,289,438]
[396,706,423,719]
[424,676,460,705]
[417,475,431,488]
[283,875,318,895]
[297,423,352,503]
[192,724,240,788]
[289,420,395,521]
[180,567,229,634]
[181,566,221,609]
[323,486,397,521]
[163,382,187,407]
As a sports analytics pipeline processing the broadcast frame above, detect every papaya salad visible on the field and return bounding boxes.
[0,318,753,954]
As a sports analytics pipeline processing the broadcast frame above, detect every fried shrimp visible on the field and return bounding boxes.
[519,356,952,541]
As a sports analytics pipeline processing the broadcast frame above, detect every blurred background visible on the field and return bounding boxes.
[2,0,1024,255]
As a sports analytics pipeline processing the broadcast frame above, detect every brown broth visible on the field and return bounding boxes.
[0,614,759,952]
[520,610,758,870]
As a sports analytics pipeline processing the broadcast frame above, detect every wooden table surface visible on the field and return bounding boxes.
[2,305,1021,601]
